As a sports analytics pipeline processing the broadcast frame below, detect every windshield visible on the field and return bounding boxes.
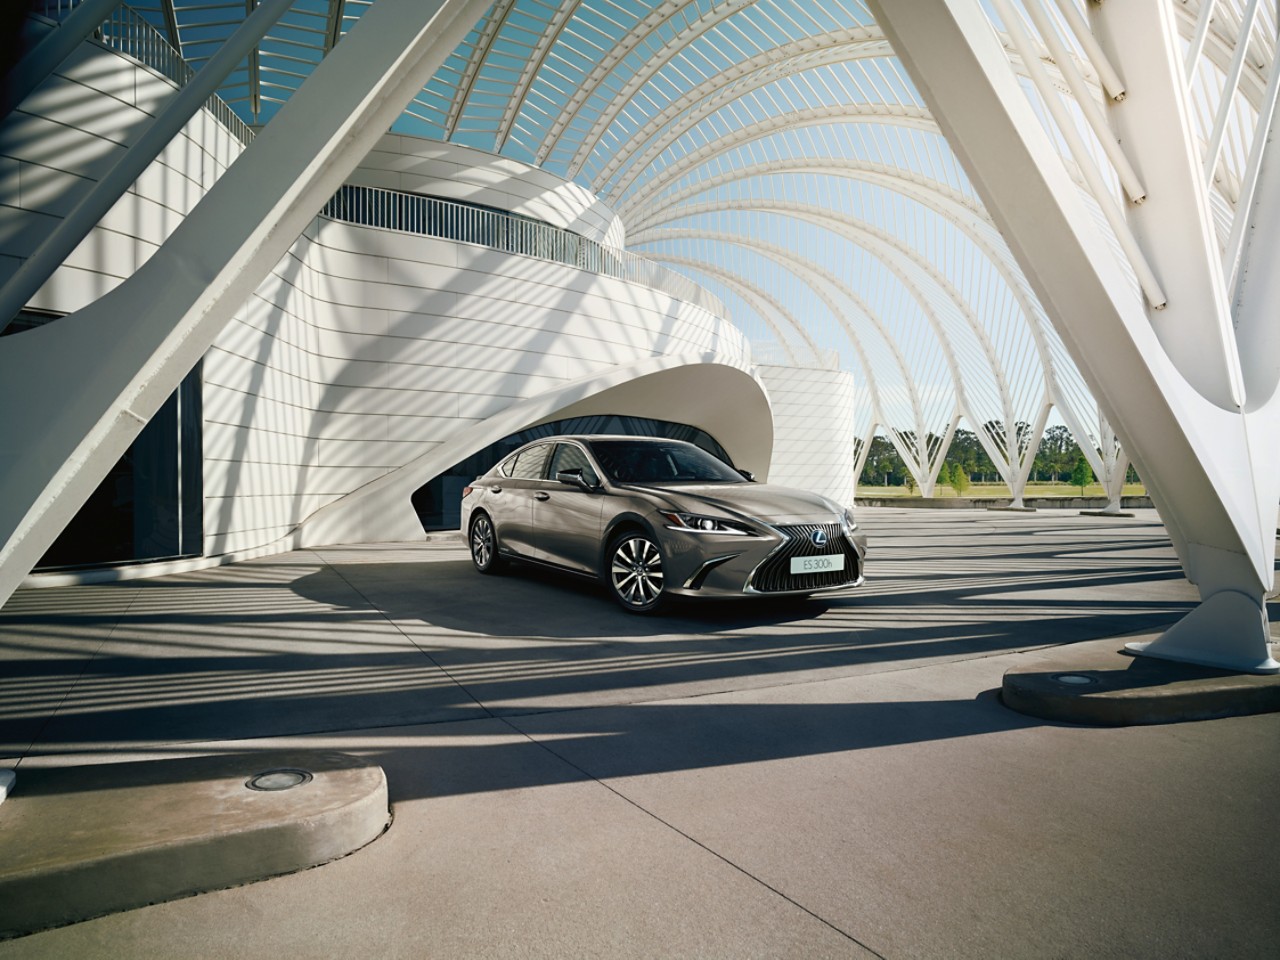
[589,439,744,484]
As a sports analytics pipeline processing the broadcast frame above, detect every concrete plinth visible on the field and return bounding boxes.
[1002,636,1280,726]
[0,751,388,939]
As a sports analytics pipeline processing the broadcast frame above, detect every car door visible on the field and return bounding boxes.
[487,442,552,558]
[533,441,606,572]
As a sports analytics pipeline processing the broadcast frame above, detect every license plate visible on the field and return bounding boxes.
[791,554,845,575]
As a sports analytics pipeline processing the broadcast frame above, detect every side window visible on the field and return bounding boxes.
[550,443,599,486]
[498,455,517,478]
[510,443,552,480]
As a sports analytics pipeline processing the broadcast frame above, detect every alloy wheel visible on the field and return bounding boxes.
[609,534,665,611]
[470,514,499,573]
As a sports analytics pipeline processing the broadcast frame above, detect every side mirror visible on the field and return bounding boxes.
[556,468,596,491]
[738,469,756,482]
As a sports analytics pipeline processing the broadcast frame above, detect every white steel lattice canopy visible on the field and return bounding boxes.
[105,0,1127,502]
[9,0,1279,670]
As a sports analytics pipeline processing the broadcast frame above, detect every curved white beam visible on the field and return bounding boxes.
[653,244,943,486]
[649,254,816,364]
[621,151,1088,440]
[606,107,936,207]
[578,28,890,183]
[493,0,583,152]
[536,0,730,165]
[443,0,517,139]
[643,231,931,482]
[300,353,772,544]
[563,0,770,175]
[642,214,972,488]
[621,156,987,229]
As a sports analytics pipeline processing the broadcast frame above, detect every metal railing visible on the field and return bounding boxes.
[36,1,254,145]
[321,184,728,319]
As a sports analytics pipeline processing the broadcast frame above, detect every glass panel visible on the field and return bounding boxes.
[509,443,552,479]
[550,442,598,486]
[35,364,203,570]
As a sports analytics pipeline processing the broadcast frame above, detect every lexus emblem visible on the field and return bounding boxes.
[810,529,828,548]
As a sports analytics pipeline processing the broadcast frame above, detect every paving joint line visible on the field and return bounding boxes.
[504,716,888,960]
[13,585,146,769]
[311,551,498,721]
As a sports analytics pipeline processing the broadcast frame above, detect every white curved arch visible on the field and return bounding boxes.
[646,216,969,490]
[561,0,775,175]
[605,107,937,206]
[652,254,820,364]
[443,0,518,138]
[646,231,939,482]
[621,152,1086,437]
[578,29,892,182]
[635,208,1048,489]
[493,0,584,152]
[299,353,773,545]
[537,0,748,166]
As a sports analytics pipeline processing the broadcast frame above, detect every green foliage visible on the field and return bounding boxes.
[1070,456,1094,494]
[856,421,1133,496]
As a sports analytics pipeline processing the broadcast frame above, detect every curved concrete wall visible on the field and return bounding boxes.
[0,38,247,310]
[3,37,746,571]
[299,356,769,546]
[756,365,857,508]
[351,137,626,247]
[205,217,747,557]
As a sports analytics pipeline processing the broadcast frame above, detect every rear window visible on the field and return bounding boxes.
[509,443,552,480]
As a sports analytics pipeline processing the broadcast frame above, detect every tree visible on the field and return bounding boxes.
[1070,456,1094,495]
[860,435,903,486]
[1036,424,1076,481]
[948,461,970,496]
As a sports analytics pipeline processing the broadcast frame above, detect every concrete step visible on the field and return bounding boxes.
[1002,636,1280,726]
[0,751,388,939]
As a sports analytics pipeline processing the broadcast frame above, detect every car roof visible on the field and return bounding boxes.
[521,434,692,443]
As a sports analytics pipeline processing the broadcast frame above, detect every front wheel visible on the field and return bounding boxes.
[606,531,667,613]
[469,512,506,574]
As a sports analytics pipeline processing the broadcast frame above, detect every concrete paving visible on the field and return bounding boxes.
[0,507,1277,958]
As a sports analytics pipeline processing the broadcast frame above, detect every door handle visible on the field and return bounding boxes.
[490,485,502,493]
[534,492,550,501]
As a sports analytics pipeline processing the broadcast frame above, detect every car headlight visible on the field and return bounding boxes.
[660,511,757,536]
[841,507,858,533]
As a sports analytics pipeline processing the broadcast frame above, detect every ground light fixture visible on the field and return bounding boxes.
[1050,673,1100,686]
[245,768,313,792]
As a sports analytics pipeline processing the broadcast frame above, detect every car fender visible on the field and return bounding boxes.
[599,511,662,571]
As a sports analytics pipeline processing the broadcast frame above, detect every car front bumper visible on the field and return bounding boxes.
[658,522,866,599]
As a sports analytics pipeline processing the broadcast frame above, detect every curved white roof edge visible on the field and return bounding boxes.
[296,351,772,547]
[353,134,628,247]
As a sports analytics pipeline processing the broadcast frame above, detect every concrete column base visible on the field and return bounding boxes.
[0,751,389,939]
[1002,635,1280,726]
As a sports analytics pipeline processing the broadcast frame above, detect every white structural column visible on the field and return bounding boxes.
[0,0,493,608]
[869,0,1280,673]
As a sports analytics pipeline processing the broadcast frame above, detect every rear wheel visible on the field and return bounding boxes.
[606,531,667,613]
[469,512,505,574]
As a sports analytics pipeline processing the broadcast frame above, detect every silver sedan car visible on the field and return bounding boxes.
[460,435,867,613]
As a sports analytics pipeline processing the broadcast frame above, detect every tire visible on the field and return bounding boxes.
[469,512,506,574]
[606,530,667,613]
